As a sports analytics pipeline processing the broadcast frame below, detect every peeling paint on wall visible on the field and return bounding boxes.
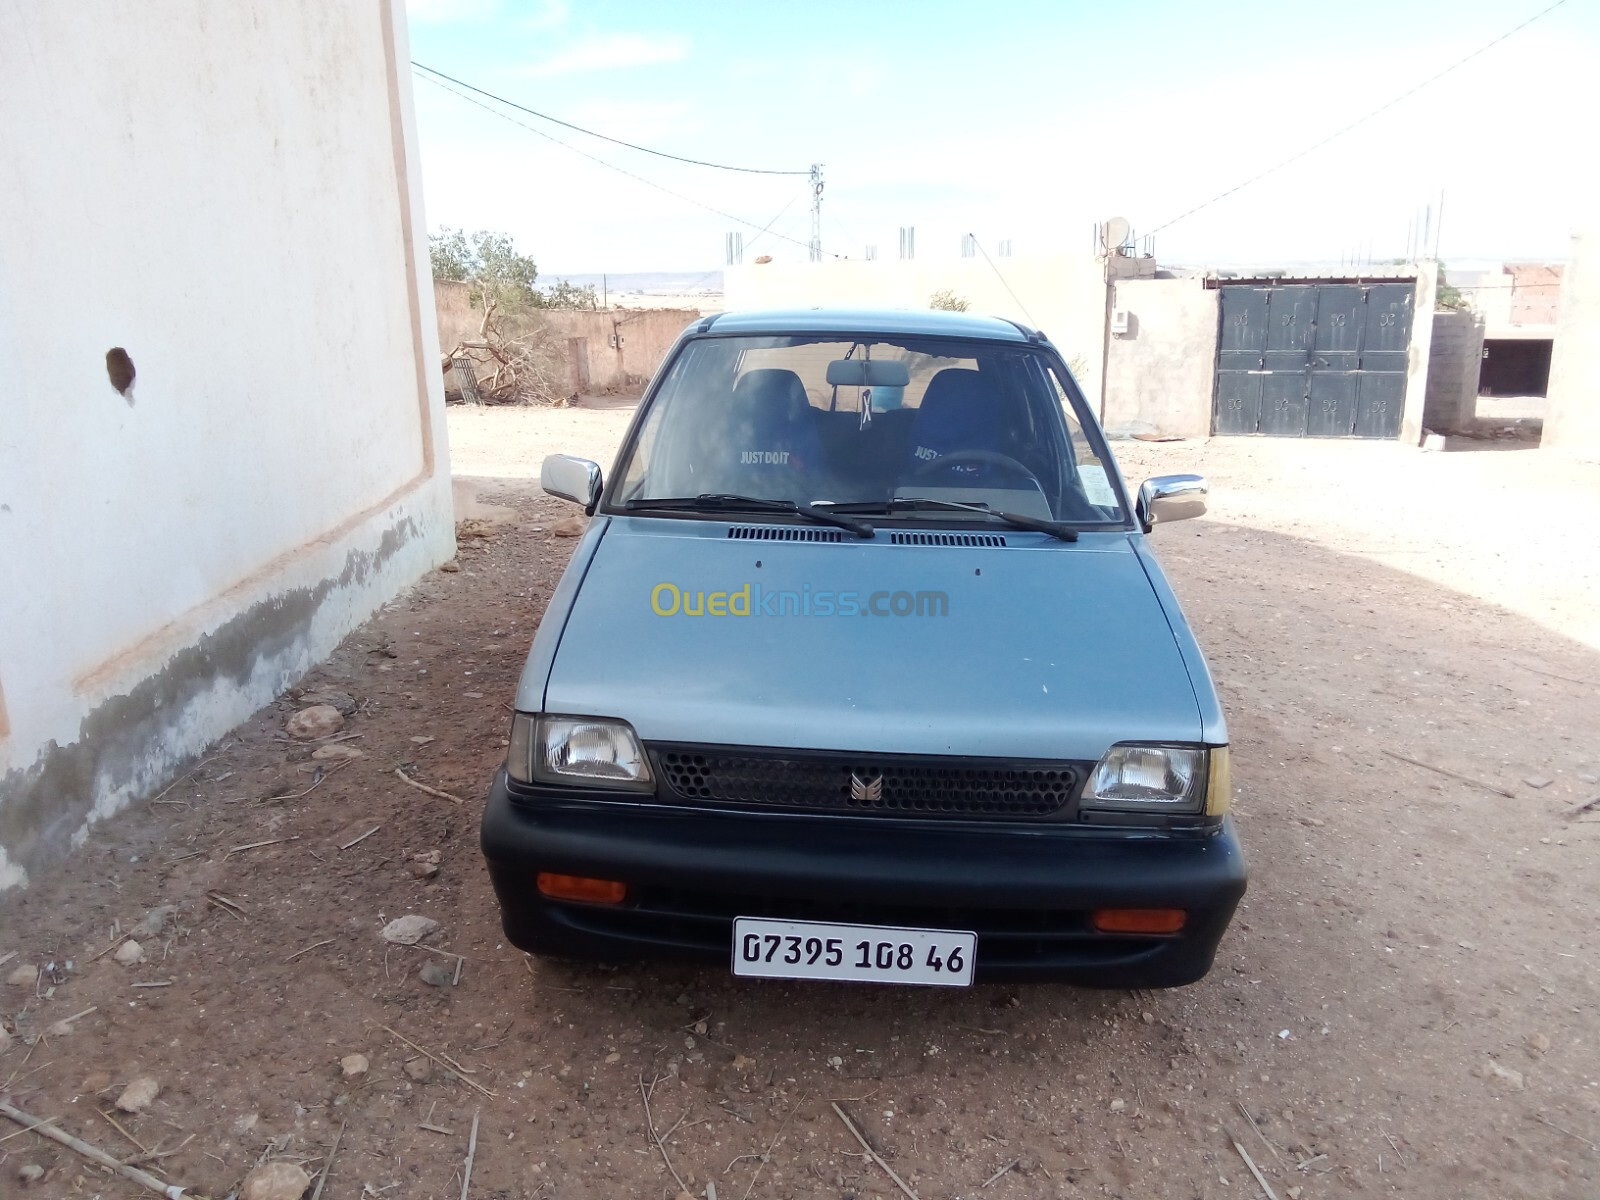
[0,515,429,890]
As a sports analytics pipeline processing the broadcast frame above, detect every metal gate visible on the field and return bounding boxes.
[1213,282,1414,438]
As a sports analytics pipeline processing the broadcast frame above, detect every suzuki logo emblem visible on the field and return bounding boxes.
[849,772,884,802]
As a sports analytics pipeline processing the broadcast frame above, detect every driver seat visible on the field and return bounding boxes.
[713,368,824,497]
[906,368,1007,472]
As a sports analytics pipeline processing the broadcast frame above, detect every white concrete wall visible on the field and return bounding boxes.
[1102,277,1219,439]
[0,0,454,890]
[1399,262,1440,445]
[725,254,1113,402]
[1545,230,1600,458]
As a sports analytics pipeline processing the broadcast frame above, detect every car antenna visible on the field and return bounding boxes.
[968,234,1038,327]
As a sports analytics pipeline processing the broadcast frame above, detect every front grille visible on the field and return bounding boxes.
[726,526,844,542]
[651,746,1083,819]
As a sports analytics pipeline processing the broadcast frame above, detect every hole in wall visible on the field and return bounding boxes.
[105,347,136,404]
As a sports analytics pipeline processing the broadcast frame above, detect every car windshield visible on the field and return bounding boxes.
[611,334,1128,526]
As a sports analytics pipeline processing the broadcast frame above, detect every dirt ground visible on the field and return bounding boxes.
[2,404,1597,1200]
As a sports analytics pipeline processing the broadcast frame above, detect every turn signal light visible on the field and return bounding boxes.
[537,873,627,904]
[1092,907,1187,934]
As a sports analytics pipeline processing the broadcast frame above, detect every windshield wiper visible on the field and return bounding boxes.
[818,497,1079,542]
[623,494,874,537]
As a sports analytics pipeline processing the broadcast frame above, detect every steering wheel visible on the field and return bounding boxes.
[907,449,1042,490]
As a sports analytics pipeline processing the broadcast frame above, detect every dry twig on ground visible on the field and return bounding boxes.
[831,1102,918,1200]
[0,1098,188,1199]
[639,1073,691,1195]
[395,768,464,805]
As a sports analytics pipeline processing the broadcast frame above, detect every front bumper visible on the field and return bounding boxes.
[480,771,1247,987]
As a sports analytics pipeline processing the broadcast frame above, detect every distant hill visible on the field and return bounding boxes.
[543,270,723,296]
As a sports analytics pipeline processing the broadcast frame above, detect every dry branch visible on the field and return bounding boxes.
[0,1098,188,1199]
[639,1074,689,1195]
[460,1111,480,1200]
[441,298,570,407]
[310,1119,345,1200]
[395,768,464,805]
[1381,750,1516,798]
[831,1102,918,1200]
[1230,1132,1281,1200]
[376,1024,493,1097]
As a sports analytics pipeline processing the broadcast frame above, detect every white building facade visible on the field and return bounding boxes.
[0,1,455,889]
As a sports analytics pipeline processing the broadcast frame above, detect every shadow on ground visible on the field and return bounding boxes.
[1,507,1595,1199]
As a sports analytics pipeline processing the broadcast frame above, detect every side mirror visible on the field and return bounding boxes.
[542,454,603,510]
[1137,474,1207,531]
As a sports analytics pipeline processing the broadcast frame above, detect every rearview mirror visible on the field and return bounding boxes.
[1137,474,1207,530]
[826,359,911,388]
[542,454,603,510]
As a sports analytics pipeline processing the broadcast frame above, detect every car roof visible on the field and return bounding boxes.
[696,308,1040,343]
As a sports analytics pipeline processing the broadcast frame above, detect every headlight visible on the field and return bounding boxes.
[1083,744,1210,814]
[506,714,653,790]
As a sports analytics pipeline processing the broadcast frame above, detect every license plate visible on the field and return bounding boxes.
[731,917,976,987]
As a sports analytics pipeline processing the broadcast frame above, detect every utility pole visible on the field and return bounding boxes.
[809,163,824,262]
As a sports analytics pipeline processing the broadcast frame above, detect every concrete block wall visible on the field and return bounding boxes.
[1422,310,1486,432]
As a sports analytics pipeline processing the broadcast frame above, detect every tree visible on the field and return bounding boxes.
[428,228,471,282]
[1435,265,1465,311]
[537,279,601,310]
[429,227,540,310]
[928,289,969,312]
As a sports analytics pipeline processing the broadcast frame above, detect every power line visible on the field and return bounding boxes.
[411,61,810,177]
[1147,0,1570,237]
[968,234,1037,326]
[413,70,839,258]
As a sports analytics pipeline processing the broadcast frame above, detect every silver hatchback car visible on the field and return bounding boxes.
[481,308,1244,988]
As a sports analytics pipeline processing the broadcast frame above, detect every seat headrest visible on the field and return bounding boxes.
[723,368,819,478]
[910,368,998,458]
[731,368,810,420]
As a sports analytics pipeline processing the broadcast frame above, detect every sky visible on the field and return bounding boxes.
[404,0,1599,277]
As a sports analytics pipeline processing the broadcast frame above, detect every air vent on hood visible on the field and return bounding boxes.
[890,531,1007,547]
[726,526,845,542]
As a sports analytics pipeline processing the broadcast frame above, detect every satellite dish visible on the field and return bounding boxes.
[1101,216,1131,254]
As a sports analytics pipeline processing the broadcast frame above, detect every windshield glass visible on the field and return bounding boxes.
[612,334,1127,525]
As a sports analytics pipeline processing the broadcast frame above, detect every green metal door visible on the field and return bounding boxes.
[1211,281,1414,438]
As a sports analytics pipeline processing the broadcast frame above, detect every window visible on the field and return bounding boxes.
[613,334,1127,525]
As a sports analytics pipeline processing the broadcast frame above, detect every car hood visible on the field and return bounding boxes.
[534,519,1204,760]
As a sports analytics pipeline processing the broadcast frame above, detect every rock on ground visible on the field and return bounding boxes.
[380,915,439,945]
[298,689,358,716]
[115,1076,160,1113]
[340,1052,369,1079]
[113,938,145,965]
[284,705,345,741]
[240,1161,313,1200]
